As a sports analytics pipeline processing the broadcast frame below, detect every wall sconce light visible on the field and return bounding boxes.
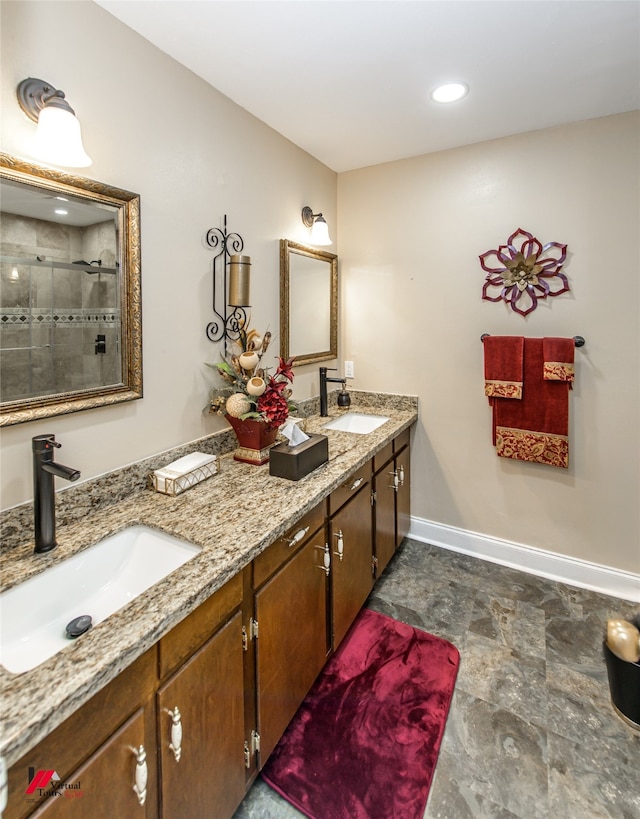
[301,206,332,246]
[205,215,251,354]
[17,77,92,168]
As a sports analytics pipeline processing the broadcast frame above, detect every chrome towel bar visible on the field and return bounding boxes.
[481,334,585,347]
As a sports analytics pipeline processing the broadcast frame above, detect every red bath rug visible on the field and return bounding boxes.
[261,608,460,819]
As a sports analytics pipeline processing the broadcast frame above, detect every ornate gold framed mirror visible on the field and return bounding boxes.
[0,153,142,426]
[279,239,337,367]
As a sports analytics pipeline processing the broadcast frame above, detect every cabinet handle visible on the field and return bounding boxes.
[130,744,148,806]
[344,476,363,492]
[284,526,309,547]
[398,464,405,486]
[333,530,344,561]
[165,706,183,762]
[389,470,399,491]
[315,543,331,576]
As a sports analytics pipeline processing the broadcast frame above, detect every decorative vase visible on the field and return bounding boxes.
[225,414,279,465]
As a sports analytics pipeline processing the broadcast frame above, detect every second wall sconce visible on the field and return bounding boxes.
[17,77,92,168]
[301,206,332,246]
[205,215,251,354]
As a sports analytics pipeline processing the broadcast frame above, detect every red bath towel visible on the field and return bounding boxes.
[484,337,574,468]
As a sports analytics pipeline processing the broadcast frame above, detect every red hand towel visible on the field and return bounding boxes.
[543,337,575,383]
[483,336,524,399]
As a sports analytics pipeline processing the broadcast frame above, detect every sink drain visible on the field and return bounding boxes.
[65,615,93,639]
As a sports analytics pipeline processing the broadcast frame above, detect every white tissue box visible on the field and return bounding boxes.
[151,452,218,496]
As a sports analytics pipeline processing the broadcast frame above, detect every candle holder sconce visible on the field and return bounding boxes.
[205,215,251,354]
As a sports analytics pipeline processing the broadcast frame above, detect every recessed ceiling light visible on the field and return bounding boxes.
[430,82,469,104]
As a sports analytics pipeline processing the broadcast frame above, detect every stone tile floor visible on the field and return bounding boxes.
[234,539,640,818]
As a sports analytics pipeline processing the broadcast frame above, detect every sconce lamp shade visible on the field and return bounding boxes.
[229,254,251,307]
[17,78,92,168]
[309,215,332,246]
[301,206,332,246]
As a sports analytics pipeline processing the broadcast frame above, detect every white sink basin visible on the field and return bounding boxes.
[323,412,390,434]
[0,525,200,674]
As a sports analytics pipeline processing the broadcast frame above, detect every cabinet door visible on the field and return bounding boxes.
[157,612,245,819]
[255,533,329,765]
[396,446,411,547]
[30,709,154,819]
[331,484,373,648]
[373,460,397,577]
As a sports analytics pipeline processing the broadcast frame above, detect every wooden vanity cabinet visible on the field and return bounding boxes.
[329,464,374,649]
[6,424,413,819]
[252,503,328,767]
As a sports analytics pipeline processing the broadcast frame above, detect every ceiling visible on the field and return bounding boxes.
[96,1,640,173]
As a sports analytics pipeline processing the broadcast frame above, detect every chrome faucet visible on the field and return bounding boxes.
[32,434,81,554]
[319,367,351,416]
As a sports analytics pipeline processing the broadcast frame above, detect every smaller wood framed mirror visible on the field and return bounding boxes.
[279,240,337,367]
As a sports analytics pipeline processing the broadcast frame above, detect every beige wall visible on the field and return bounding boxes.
[338,112,639,575]
[0,0,336,509]
[2,3,638,581]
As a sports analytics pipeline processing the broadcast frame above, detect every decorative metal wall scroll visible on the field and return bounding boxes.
[480,228,569,317]
[205,215,248,351]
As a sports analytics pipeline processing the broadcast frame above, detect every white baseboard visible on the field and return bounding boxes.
[409,517,640,603]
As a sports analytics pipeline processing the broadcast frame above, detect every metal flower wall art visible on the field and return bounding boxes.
[480,228,569,316]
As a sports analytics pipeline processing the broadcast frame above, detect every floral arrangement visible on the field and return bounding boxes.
[208,325,295,428]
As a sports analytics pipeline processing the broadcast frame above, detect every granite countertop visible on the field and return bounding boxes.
[0,397,417,768]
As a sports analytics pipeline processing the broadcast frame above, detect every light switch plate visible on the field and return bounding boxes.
[344,360,354,378]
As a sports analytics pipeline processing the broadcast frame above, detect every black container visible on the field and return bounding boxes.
[604,642,640,730]
[269,434,329,481]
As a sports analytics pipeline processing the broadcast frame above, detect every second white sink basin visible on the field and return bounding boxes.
[0,525,201,674]
[323,412,390,434]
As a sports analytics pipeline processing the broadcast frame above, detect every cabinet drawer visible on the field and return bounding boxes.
[253,501,326,589]
[394,427,411,452]
[158,571,243,680]
[328,461,372,516]
[373,441,393,473]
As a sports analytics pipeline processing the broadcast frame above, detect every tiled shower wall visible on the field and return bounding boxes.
[0,214,120,402]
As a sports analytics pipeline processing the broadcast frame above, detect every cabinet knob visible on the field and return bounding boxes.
[333,530,344,561]
[165,706,183,762]
[130,744,148,806]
